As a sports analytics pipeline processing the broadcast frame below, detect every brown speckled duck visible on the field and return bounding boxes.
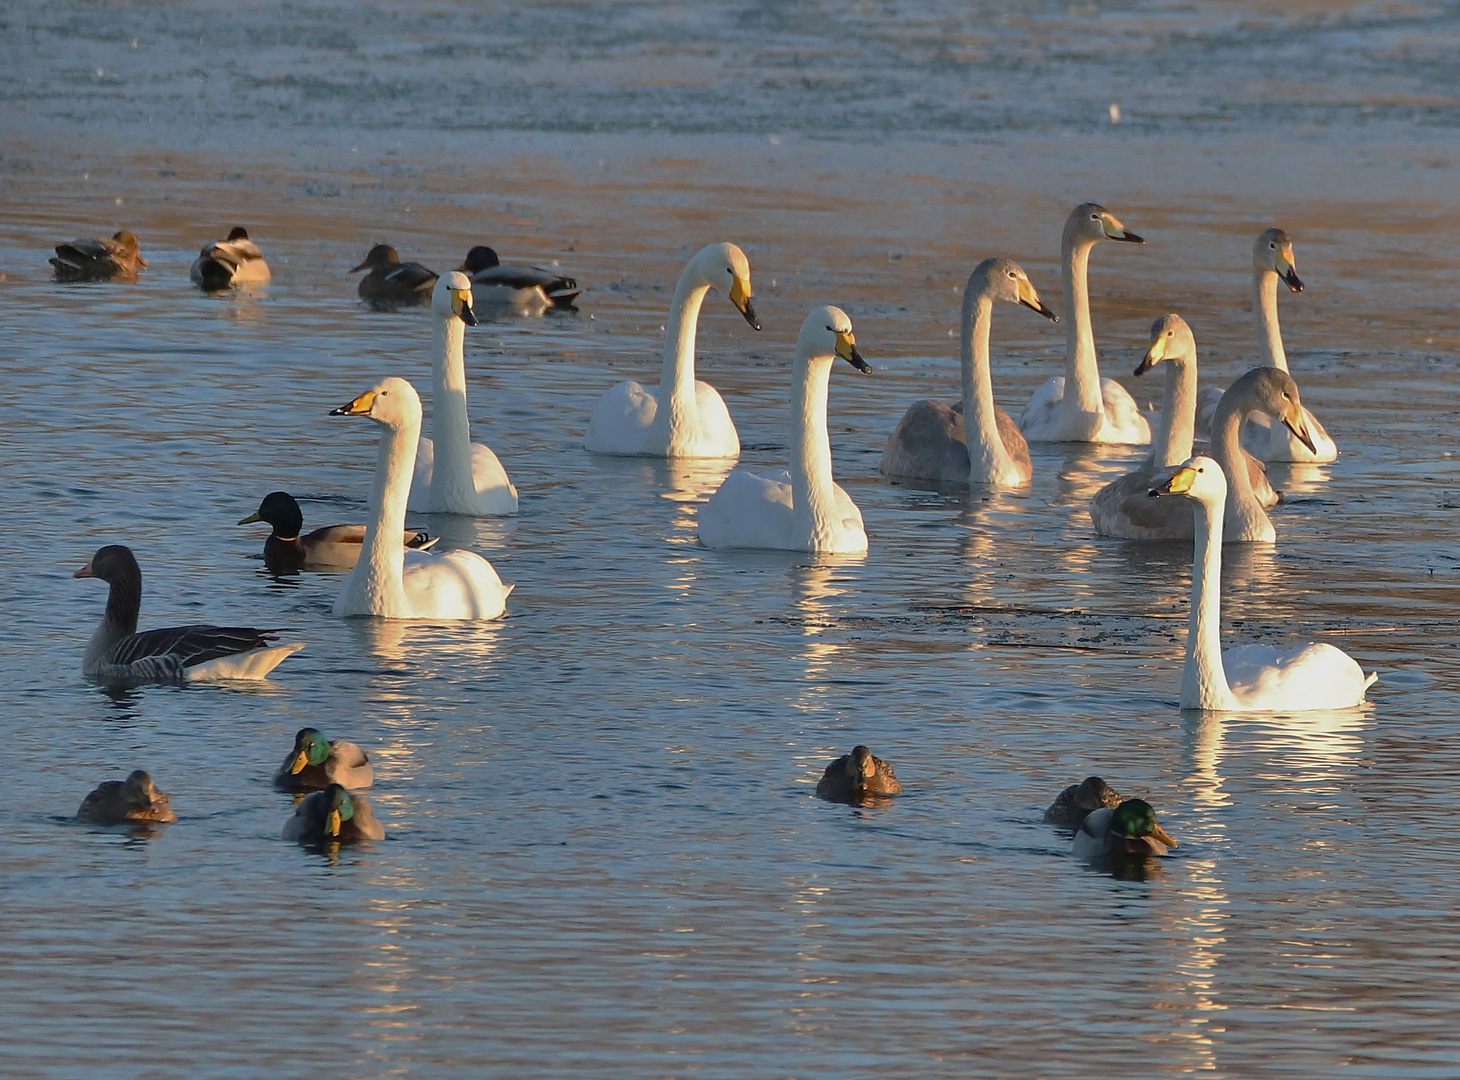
[815,745,902,804]
[351,244,438,308]
[50,229,148,282]
[77,770,177,824]
[1043,776,1123,828]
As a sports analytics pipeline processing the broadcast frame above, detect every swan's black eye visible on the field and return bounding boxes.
[826,325,835,332]
[1090,213,1099,220]
[726,267,733,275]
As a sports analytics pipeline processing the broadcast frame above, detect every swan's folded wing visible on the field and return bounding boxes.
[879,398,967,481]
[1018,376,1066,439]
[585,381,660,454]
[1224,641,1372,710]
[402,549,511,619]
[698,469,794,549]
[1090,468,1195,540]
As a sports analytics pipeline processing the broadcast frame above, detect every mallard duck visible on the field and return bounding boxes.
[190,226,271,290]
[282,783,386,843]
[815,745,902,803]
[1043,776,1123,827]
[239,491,434,573]
[351,244,438,308]
[1072,799,1177,860]
[272,727,374,791]
[77,770,177,824]
[74,544,303,683]
[50,229,148,282]
[459,245,580,308]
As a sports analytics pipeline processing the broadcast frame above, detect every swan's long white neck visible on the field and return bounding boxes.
[428,314,477,508]
[660,264,712,440]
[1182,487,1239,711]
[961,290,1021,484]
[1253,267,1289,372]
[1059,236,1105,436]
[789,352,840,551]
[1210,390,1270,536]
[1153,355,1197,469]
[346,413,420,617]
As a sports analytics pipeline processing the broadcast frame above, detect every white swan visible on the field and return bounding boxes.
[1018,203,1151,444]
[585,242,760,458]
[1152,456,1375,711]
[331,377,513,620]
[407,272,519,516]
[879,257,1057,486]
[190,227,270,290]
[699,307,871,553]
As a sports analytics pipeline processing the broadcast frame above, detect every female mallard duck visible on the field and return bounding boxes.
[1043,776,1123,827]
[282,783,386,843]
[238,491,434,574]
[351,244,438,308]
[460,245,580,308]
[272,727,374,791]
[190,226,271,290]
[1072,799,1177,860]
[74,544,304,683]
[50,229,148,282]
[815,745,902,803]
[77,770,177,824]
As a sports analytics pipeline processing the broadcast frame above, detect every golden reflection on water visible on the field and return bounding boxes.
[656,457,735,548]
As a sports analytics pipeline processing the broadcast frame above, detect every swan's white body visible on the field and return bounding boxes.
[1019,204,1151,445]
[585,242,760,458]
[407,273,518,516]
[880,258,1056,486]
[332,377,513,620]
[1155,456,1375,711]
[699,308,870,553]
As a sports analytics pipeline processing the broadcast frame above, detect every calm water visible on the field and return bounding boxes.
[3,2,1460,1077]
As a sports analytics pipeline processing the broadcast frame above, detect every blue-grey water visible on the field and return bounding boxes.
[2,2,1460,1077]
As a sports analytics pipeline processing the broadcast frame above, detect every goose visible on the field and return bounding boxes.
[879,257,1057,485]
[282,783,386,843]
[239,490,434,574]
[272,727,374,791]
[1019,203,1151,444]
[585,242,760,458]
[351,244,438,308]
[76,770,177,825]
[1072,799,1177,860]
[460,245,580,308]
[407,272,519,516]
[190,227,271,290]
[1151,455,1377,711]
[74,545,304,684]
[330,377,513,620]
[815,745,902,803]
[1090,316,1279,540]
[1043,776,1122,828]
[50,229,147,282]
[698,307,871,553]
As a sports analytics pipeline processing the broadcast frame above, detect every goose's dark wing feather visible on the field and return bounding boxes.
[106,624,280,670]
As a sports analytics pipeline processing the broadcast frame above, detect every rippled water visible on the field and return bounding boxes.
[3,2,1460,1077]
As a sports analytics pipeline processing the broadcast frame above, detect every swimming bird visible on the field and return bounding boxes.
[879,257,1057,486]
[1019,203,1151,444]
[698,307,871,553]
[459,245,580,308]
[74,545,304,684]
[351,244,438,308]
[282,783,386,844]
[1043,776,1122,827]
[238,491,434,574]
[76,770,177,824]
[406,273,518,516]
[50,229,148,282]
[1072,799,1177,860]
[272,727,374,791]
[815,744,902,804]
[1151,456,1377,711]
[330,377,513,619]
[190,227,271,290]
[585,241,760,458]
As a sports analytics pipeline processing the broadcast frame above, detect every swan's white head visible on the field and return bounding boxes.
[691,242,760,330]
[432,270,478,325]
[1223,366,1316,453]
[1134,313,1196,376]
[797,305,871,372]
[1150,454,1225,506]
[968,257,1058,321]
[1063,202,1144,246]
[1253,227,1303,293]
[329,376,423,431]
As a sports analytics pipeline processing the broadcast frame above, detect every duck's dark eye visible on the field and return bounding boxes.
[1198,467,1205,473]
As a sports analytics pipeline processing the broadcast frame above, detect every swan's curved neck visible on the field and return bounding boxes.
[351,414,420,616]
[429,314,477,506]
[1253,267,1288,371]
[1061,237,1105,418]
[1153,356,1197,468]
[1210,393,1267,532]
[661,265,712,433]
[961,292,1019,483]
[789,353,840,550]
[1182,490,1239,711]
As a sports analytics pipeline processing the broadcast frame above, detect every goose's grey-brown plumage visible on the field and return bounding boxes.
[50,230,148,282]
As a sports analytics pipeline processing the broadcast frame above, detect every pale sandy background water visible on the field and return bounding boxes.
[2,2,1460,1078]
